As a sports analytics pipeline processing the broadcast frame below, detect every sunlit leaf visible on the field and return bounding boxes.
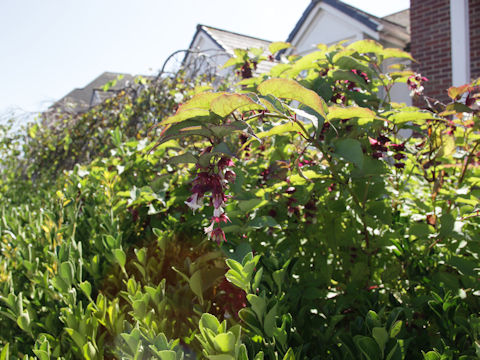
[255,122,305,140]
[178,92,225,111]
[389,111,435,124]
[347,39,383,54]
[258,78,327,118]
[382,48,414,60]
[210,93,264,117]
[328,106,376,121]
[269,41,291,55]
[160,108,210,126]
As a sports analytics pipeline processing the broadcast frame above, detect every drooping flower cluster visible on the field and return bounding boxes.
[184,155,235,244]
[407,73,428,96]
[369,135,406,169]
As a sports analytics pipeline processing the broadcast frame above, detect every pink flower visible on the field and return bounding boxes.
[224,170,236,183]
[407,73,428,96]
[211,228,226,244]
[186,153,236,244]
[185,193,203,213]
[218,157,234,170]
[204,221,215,236]
[204,225,226,244]
[212,214,231,224]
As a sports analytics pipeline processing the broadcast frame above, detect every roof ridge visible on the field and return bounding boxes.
[199,24,272,43]
[287,0,380,43]
[382,8,409,19]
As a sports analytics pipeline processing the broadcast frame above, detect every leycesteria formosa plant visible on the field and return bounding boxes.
[185,153,236,244]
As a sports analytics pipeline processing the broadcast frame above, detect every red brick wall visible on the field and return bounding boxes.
[470,0,480,80]
[410,0,452,102]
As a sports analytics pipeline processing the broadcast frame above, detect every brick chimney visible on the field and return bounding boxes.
[410,0,452,103]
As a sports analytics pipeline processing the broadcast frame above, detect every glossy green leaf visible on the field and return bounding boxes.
[0,343,9,360]
[386,343,402,360]
[212,142,235,157]
[248,216,278,229]
[439,213,454,238]
[65,327,86,349]
[213,332,236,353]
[167,153,198,165]
[334,56,374,80]
[79,281,92,298]
[331,69,369,90]
[59,261,74,286]
[247,294,267,323]
[17,312,31,332]
[254,352,265,360]
[189,270,204,305]
[389,320,403,338]
[282,348,295,360]
[422,351,441,360]
[113,248,126,267]
[354,335,381,360]
[263,303,278,338]
[156,350,177,360]
[334,138,364,168]
[372,327,389,356]
[208,355,235,360]
[200,313,221,335]
[83,342,97,360]
[237,344,249,360]
[238,198,266,212]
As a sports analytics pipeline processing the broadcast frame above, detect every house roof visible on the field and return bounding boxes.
[185,24,275,75]
[287,0,409,46]
[193,24,272,55]
[383,9,410,34]
[51,72,137,113]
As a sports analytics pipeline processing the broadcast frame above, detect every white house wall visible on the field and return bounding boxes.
[289,4,410,106]
[294,9,365,55]
[186,32,231,78]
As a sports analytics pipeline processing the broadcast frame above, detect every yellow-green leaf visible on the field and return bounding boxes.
[222,57,244,69]
[389,111,434,124]
[328,106,376,121]
[160,108,210,126]
[210,93,264,117]
[0,343,9,360]
[269,41,291,55]
[257,78,327,118]
[189,270,204,305]
[255,122,305,140]
[382,48,414,61]
[179,92,224,111]
[347,39,383,54]
[213,333,236,353]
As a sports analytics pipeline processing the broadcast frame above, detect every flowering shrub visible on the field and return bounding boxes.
[0,39,480,359]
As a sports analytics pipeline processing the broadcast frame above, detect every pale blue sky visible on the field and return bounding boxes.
[0,0,409,122]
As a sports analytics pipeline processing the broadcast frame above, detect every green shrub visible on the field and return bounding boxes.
[1,39,479,359]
